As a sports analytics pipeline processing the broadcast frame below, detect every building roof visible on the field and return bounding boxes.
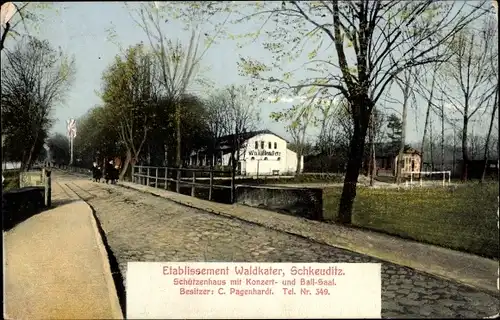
[374,142,421,157]
[190,130,289,155]
[217,129,290,146]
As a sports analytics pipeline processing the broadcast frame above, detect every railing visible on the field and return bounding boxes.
[132,165,235,202]
[55,164,92,176]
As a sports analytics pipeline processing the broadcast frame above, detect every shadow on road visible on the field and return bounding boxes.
[2,196,81,232]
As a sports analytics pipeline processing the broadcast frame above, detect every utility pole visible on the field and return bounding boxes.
[67,118,76,166]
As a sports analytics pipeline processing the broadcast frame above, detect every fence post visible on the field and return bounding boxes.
[155,167,159,188]
[164,167,168,190]
[191,170,196,196]
[230,166,235,204]
[442,171,445,187]
[176,168,181,193]
[44,169,52,208]
[209,170,213,201]
[132,165,135,183]
[147,167,150,187]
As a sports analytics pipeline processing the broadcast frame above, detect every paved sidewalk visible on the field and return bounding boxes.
[3,179,123,319]
[118,181,499,296]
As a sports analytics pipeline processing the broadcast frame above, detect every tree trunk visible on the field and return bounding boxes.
[420,66,438,177]
[20,149,27,171]
[25,130,41,171]
[368,114,376,187]
[430,118,434,171]
[481,87,498,182]
[396,76,411,185]
[119,149,132,180]
[441,98,445,171]
[337,105,371,225]
[296,151,302,175]
[461,117,469,181]
[175,101,182,167]
[420,107,431,169]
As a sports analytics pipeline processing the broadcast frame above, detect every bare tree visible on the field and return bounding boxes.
[220,85,260,167]
[217,85,259,201]
[412,56,444,176]
[316,99,336,156]
[288,107,314,175]
[205,94,228,167]
[439,18,497,180]
[367,108,385,186]
[393,69,413,185]
[127,2,230,167]
[271,99,316,174]
[481,18,499,182]
[1,36,75,170]
[315,96,360,157]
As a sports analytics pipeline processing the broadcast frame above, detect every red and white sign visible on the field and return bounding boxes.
[67,118,77,138]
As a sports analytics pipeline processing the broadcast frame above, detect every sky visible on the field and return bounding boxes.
[2,1,497,146]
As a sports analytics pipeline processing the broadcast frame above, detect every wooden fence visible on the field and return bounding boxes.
[132,165,236,202]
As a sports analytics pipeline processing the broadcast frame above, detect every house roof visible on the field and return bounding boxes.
[217,129,290,146]
[374,142,421,157]
[189,130,289,155]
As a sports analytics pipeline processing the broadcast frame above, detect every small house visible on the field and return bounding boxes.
[374,143,422,177]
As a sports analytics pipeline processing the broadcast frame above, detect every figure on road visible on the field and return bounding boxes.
[91,161,102,182]
[105,159,115,184]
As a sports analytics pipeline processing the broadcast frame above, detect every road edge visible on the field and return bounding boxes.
[86,202,124,319]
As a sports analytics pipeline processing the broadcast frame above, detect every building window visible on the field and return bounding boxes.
[264,157,268,160]
[255,141,258,149]
[268,142,271,149]
[251,157,255,160]
[260,141,264,149]
[274,142,277,149]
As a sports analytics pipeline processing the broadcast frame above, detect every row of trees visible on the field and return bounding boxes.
[1,2,73,171]
[1,36,75,170]
[72,42,260,180]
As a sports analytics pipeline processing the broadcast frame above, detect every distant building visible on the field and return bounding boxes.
[374,143,422,177]
[188,130,304,176]
[455,159,499,180]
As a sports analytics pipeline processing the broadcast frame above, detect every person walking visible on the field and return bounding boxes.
[91,162,99,182]
[105,159,114,184]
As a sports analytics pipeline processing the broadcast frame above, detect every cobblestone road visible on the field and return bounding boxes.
[61,176,499,319]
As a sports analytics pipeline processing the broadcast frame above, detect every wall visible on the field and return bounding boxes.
[285,149,304,174]
[235,185,323,221]
[238,133,289,175]
[394,153,422,176]
[2,186,45,231]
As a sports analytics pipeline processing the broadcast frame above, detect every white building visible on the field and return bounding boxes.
[188,130,304,176]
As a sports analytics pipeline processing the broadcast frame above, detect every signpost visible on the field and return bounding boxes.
[67,118,77,166]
